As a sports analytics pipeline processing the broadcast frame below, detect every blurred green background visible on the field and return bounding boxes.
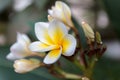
[0,0,120,80]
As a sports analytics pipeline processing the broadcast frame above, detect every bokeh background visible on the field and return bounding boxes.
[0,0,120,80]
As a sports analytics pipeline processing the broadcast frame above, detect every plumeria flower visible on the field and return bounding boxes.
[6,33,36,60]
[29,20,76,64]
[48,1,74,28]
[14,58,41,73]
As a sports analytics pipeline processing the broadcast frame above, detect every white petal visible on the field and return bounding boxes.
[57,1,71,17]
[10,42,31,59]
[6,53,18,60]
[53,9,63,19]
[51,6,64,22]
[54,1,72,26]
[10,42,26,54]
[62,34,76,56]
[43,48,62,64]
[35,22,54,45]
[6,52,25,60]
[62,3,73,26]
[17,32,31,45]
[48,9,53,15]
[29,41,58,52]
[48,20,68,43]
[35,22,49,28]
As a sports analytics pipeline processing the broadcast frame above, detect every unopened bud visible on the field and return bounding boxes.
[96,31,102,44]
[82,77,89,80]
[81,21,94,42]
[13,58,41,73]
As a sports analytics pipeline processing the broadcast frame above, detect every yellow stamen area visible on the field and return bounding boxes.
[39,43,49,48]
[62,37,71,53]
[52,26,65,44]
[49,49,61,58]
[44,32,54,45]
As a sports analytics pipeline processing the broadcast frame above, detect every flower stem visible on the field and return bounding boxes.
[84,57,97,80]
[74,59,85,72]
[54,67,82,79]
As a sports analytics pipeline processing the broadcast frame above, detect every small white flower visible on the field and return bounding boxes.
[48,1,73,27]
[6,33,33,60]
[30,20,76,64]
[13,58,41,73]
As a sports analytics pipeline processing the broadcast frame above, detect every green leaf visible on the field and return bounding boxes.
[72,17,88,49]
[59,57,82,75]
[0,66,48,80]
[31,68,60,80]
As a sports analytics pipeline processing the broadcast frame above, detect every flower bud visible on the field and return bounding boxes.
[95,31,102,44]
[81,21,95,41]
[82,77,89,80]
[13,58,41,73]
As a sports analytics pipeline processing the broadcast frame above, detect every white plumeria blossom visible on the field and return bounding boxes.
[48,1,73,27]
[7,33,33,60]
[29,20,76,64]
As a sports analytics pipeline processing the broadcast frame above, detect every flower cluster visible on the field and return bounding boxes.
[6,1,106,79]
[7,1,77,73]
